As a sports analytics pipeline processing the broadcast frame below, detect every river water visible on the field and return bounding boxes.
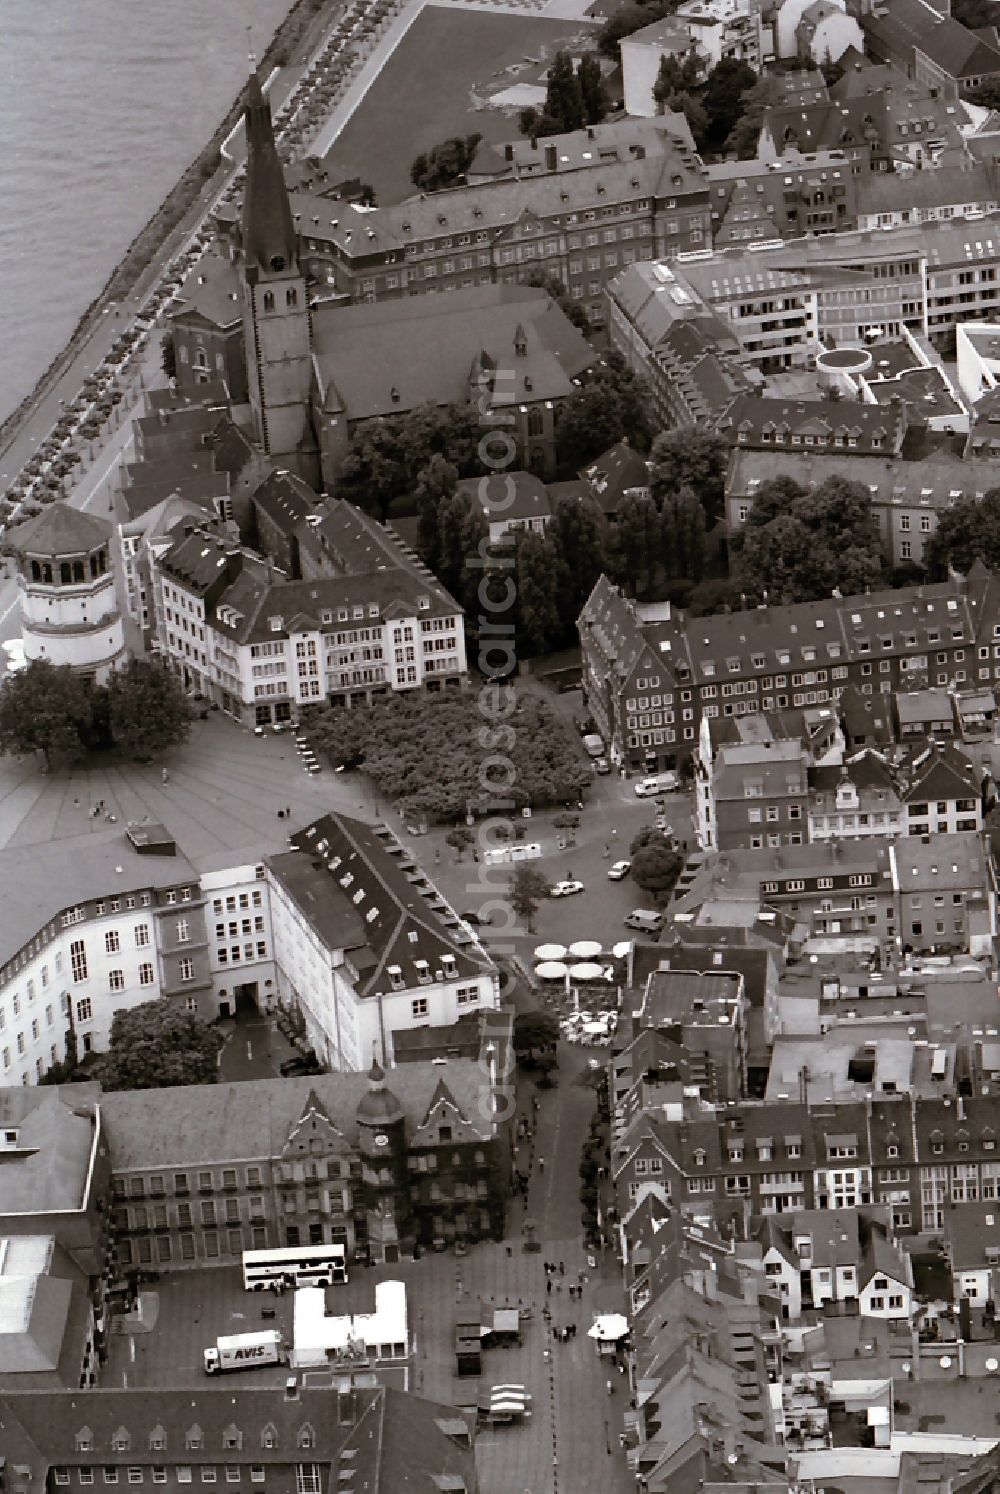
[0,0,293,424]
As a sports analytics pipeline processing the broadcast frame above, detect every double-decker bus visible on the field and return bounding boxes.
[242,1243,348,1292]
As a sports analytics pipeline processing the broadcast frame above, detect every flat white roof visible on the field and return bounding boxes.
[292,1280,407,1365]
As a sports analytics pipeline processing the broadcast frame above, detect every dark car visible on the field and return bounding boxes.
[279,1054,323,1077]
[334,751,365,773]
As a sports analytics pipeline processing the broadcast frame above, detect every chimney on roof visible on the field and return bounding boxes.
[504,143,514,161]
[799,1065,809,1106]
[545,145,557,171]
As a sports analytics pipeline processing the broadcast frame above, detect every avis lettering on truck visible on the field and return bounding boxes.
[203,1329,286,1375]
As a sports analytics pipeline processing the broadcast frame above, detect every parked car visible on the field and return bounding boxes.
[279,1055,323,1077]
[550,880,585,898]
[593,757,610,775]
[635,772,679,798]
[608,860,631,881]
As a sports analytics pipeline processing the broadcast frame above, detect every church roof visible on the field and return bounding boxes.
[311,284,595,422]
[6,503,111,558]
[241,71,298,280]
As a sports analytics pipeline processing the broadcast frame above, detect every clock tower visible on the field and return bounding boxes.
[355,1057,412,1264]
[239,69,315,479]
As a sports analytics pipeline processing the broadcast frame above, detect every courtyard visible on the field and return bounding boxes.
[320,5,597,202]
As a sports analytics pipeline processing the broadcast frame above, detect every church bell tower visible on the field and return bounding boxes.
[240,69,315,478]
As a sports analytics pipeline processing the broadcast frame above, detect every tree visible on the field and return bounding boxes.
[578,54,607,125]
[337,403,483,521]
[724,72,784,157]
[599,1,674,58]
[953,0,1000,29]
[410,133,482,193]
[555,354,652,471]
[548,493,609,622]
[446,825,475,859]
[544,51,585,132]
[515,530,565,655]
[701,58,757,151]
[630,834,684,904]
[336,420,410,522]
[660,485,707,579]
[106,658,191,760]
[509,865,551,931]
[414,454,458,573]
[609,490,659,594]
[924,489,1000,578]
[732,474,884,603]
[160,332,177,382]
[0,659,95,769]
[650,427,728,523]
[524,272,590,335]
[513,1009,560,1061]
[97,1001,224,1091]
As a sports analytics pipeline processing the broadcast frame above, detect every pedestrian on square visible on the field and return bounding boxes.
[559,1260,565,1275]
[506,1244,513,1258]
[546,1279,552,1296]
[538,1156,545,1173]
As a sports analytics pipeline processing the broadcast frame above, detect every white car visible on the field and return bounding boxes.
[550,880,585,898]
[634,773,679,798]
[608,860,631,881]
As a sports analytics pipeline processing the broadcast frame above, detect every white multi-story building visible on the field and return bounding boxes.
[267,813,498,1071]
[148,503,467,726]
[0,826,210,1087]
[200,858,276,1018]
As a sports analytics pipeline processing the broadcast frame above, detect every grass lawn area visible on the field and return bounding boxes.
[322,7,597,204]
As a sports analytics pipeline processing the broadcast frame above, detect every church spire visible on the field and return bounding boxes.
[241,67,298,283]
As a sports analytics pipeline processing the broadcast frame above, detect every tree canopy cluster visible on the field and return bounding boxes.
[0,658,191,770]
[924,489,1000,578]
[410,133,482,193]
[555,354,653,470]
[519,52,608,139]
[729,474,884,604]
[405,409,728,647]
[337,403,485,523]
[96,1001,224,1091]
[629,828,684,904]
[303,690,590,821]
[654,55,758,155]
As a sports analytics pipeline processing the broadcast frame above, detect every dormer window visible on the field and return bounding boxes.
[268,616,283,633]
[297,1426,315,1451]
[261,1426,277,1451]
[76,1431,94,1454]
[112,1431,130,1454]
[185,1428,203,1452]
[693,1149,706,1167]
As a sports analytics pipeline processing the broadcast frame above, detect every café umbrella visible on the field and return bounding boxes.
[568,939,603,959]
[534,943,567,961]
[588,1313,630,1343]
[535,961,568,979]
[569,961,605,981]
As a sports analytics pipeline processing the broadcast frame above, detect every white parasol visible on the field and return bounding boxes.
[569,961,605,980]
[534,943,567,960]
[568,939,603,959]
[588,1313,630,1342]
[535,961,568,979]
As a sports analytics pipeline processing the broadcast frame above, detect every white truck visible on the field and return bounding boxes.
[582,733,604,759]
[203,1329,285,1376]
